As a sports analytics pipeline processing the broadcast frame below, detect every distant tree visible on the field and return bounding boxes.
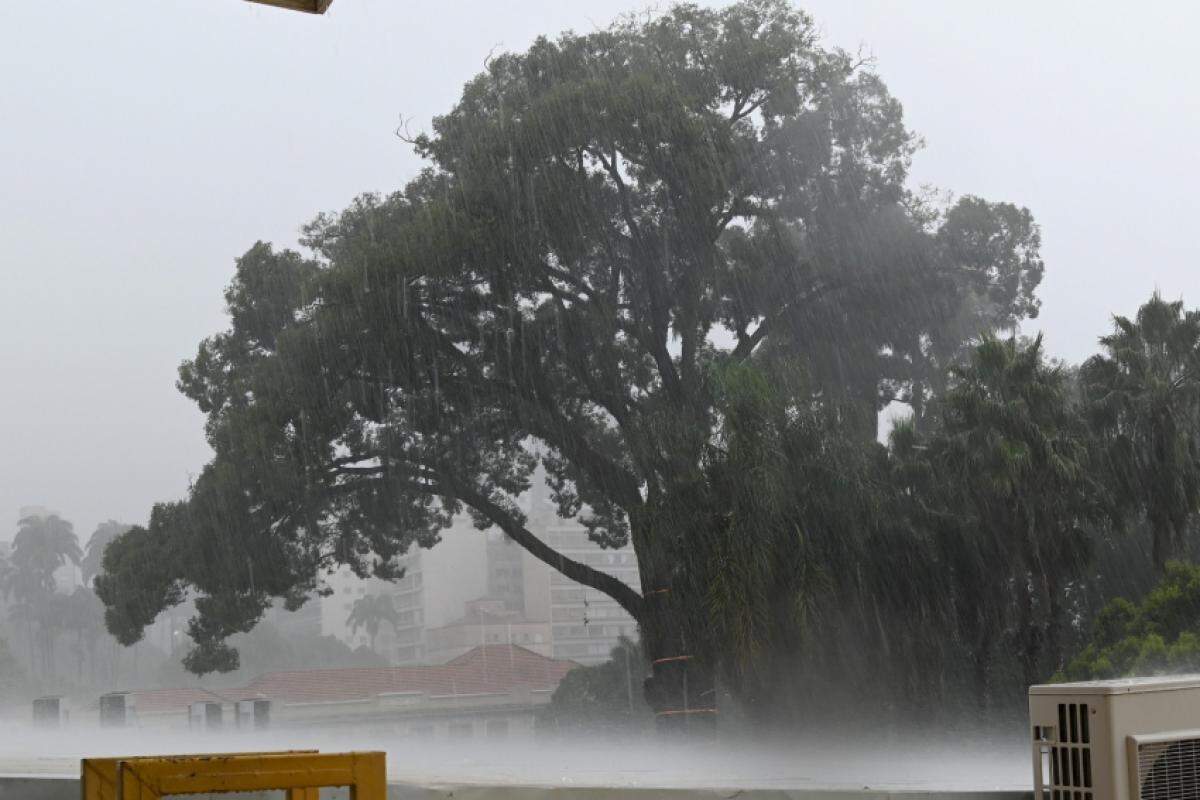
[96,0,1043,727]
[8,514,81,594]
[81,521,131,586]
[345,593,400,653]
[540,638,651,733]
[1081,294,1200,571]
[2,514,81,675]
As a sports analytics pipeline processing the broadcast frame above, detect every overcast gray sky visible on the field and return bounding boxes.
[1,0,1196,539]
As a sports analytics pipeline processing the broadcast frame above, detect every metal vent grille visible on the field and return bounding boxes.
[1035,703,1093,800]
[1138,738,1200,800]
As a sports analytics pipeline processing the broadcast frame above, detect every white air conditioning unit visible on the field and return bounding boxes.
[1030,676,1200,800]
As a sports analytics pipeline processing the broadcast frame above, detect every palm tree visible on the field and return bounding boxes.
[81,521,130,586]
[4,514,82,675]
[345,593,400,653]
[925,334,1105,691]
[1081,293,1200,571]
[9,514,82,593]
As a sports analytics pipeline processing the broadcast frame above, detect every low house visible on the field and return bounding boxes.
[112,644,576,739]
[119,687,229,729]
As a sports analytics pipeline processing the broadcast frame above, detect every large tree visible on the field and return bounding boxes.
[1081,293,1200,570]
[904,336,1107,695]
[97,0,1042,726]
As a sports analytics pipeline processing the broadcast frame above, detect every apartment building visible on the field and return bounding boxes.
[320,474,641,667]
[531,525,640,664]
[321,517,490,662]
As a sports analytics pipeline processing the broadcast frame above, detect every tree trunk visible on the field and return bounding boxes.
[638,582,717,737]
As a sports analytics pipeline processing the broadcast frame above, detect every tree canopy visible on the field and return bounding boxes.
[81,521,131,587]
[1062,561,1200,680]
[346,593,401,652]
[539,637,651,733]
[1081,293,1200,569]
[96,1,1045,722]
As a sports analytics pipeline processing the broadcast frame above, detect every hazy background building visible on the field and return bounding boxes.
[318,474,640,666]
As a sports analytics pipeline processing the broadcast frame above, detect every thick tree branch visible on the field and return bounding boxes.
[439,473,645,620]
[732,318,770,362]
[410,315,645,510]
[589,146,683,400]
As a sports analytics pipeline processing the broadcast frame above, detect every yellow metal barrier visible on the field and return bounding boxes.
[83,751,318,800]
[81,751,386,800]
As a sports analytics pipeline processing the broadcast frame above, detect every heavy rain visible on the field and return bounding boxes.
[1,1,1198,797]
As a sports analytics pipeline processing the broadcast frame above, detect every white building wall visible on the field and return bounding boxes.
[318,475,640,667]
[529,525,640,665]
[419,520,490,629]
[321,522,490,662]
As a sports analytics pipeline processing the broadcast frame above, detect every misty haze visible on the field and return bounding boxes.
[1,0,1199,797]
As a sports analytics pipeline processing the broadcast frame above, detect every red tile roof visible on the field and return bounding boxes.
[129,687,227,715]
[124,645,576,714]
[235,645,575,705]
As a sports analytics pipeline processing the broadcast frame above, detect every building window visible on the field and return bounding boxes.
[448,722,473,739]
[485,719,509,739]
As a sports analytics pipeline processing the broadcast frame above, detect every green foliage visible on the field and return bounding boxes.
[95,506,187,647]
[97,0,1043,709]
[1063,561,1200,680]
[5,514,81,601]
[81,521,131,587]
[539,638,651,732]
[683,358,883,692]
[882,335,1106,699]
[2,514,83,677]
[1081,293,1200,569]
[345,593,401,650]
